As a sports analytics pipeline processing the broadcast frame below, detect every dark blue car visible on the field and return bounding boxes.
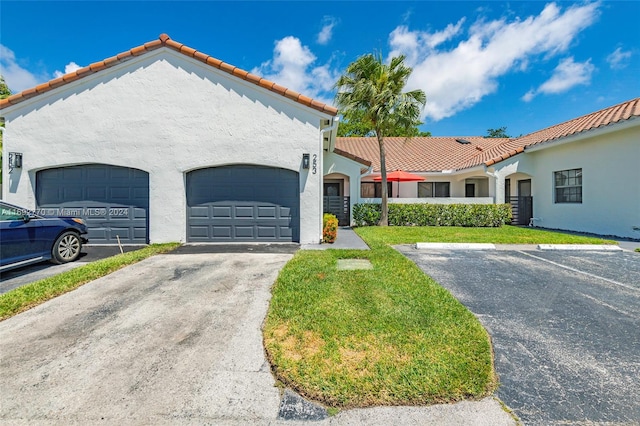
[0,201,89,272]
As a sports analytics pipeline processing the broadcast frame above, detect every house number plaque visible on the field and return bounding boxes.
[312,154,317,174]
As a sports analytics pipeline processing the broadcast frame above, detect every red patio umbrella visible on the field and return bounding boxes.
[373,170,425,197]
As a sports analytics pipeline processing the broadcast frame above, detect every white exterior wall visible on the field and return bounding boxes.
[525,125,640,239]
[493,124,640,239]
[1,48,332,244]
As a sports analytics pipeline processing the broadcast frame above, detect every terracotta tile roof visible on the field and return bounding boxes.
[0,33,338,116]
[484,97,640,166]
[332,147,372,167]
[336,97,640,172]
[335,136,510,172]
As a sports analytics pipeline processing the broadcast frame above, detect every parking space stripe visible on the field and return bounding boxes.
[518,251,639,293]
[579,292,635,317]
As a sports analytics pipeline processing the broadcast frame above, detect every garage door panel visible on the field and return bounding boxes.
[110,187,132,199]
[87,168,107,179]
[257,206,277,218]
[109,228,130,239]
[190,206,209,218]
[280,227,292,238]
[235,206,254,218]
[211,226,233,239]
[234,226,255,238]
[212,206,232,218]
[132,208,147,220]
[88,228,108,241]
[186,165,300,242]
[257,227,277,238]
[37,165,149,245]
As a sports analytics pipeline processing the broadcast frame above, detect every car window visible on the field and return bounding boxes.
[0,205,35,221]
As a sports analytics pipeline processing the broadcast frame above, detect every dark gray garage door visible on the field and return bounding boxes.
[36,165,149,244]
[186,165,299,242]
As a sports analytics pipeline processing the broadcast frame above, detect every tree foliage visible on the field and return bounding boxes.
[338,108,431,137]
[0,76,11,99]
[334,53,426,225]
[485,126,511,138]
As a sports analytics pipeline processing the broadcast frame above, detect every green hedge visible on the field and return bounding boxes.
[353,203,512,227]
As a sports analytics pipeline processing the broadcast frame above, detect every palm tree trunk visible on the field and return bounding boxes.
[377,134,389,226]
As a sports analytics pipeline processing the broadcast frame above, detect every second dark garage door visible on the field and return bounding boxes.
[186,165,300,242]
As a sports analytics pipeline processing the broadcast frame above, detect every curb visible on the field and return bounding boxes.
[416,243,496,250]
[537,244,623,251]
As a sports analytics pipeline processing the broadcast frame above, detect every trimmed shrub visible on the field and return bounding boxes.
[323,213,339,243]
[352,203,381,227]
[353,203,512,227]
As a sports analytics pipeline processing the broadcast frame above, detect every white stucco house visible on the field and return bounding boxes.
[329,98,640,239]
[2,34,638,243]
[1,34,339,245]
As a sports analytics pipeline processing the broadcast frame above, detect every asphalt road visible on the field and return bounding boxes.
[397,246,640,425]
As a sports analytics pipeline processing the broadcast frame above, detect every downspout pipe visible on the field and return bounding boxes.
[318,117,340,243]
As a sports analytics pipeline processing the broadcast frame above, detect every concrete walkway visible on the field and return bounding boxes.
[301,227,370,250]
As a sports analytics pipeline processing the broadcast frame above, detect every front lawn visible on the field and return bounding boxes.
[355,225,617,246]
[264,231,497,408]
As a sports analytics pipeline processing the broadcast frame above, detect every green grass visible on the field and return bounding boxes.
[0,243,180,321]
[264,232,497,408]
[355,225,617,246]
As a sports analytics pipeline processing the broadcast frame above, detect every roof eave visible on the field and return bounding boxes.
[332,147,372,167]
[523,116,639,154]
[0,33,338,116]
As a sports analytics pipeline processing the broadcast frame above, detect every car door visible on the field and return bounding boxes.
[0,205,48,266]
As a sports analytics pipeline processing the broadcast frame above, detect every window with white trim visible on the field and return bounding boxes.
[554,168,582,203]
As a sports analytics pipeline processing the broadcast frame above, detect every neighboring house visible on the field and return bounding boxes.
[330,98,640,239]
[0,34,338,245]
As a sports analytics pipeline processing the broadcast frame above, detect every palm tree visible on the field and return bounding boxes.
[334,53,426,225]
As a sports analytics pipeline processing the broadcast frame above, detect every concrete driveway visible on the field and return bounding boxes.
[397,246,640,425]
[0,252,291,424]
[0,250,516,425]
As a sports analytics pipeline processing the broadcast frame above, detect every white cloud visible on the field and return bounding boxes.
[523,57,594,101]
[387,2,600,121]
[522,89,536,103]
[252,36,338,105]
[0,44,42,93]
[317,16,337,45]
[54,62,82,78]
[606,47,632,70]
[535,57,594,98]
[388,18,466,64]
[0,44,84,94]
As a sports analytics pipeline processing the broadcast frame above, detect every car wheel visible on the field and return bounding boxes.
[51,231,83,264]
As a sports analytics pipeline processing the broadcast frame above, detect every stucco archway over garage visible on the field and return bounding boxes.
[186,165,300,243]
[36,164,150,244]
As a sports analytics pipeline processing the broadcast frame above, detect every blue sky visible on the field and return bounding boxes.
[1,1,638,137]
